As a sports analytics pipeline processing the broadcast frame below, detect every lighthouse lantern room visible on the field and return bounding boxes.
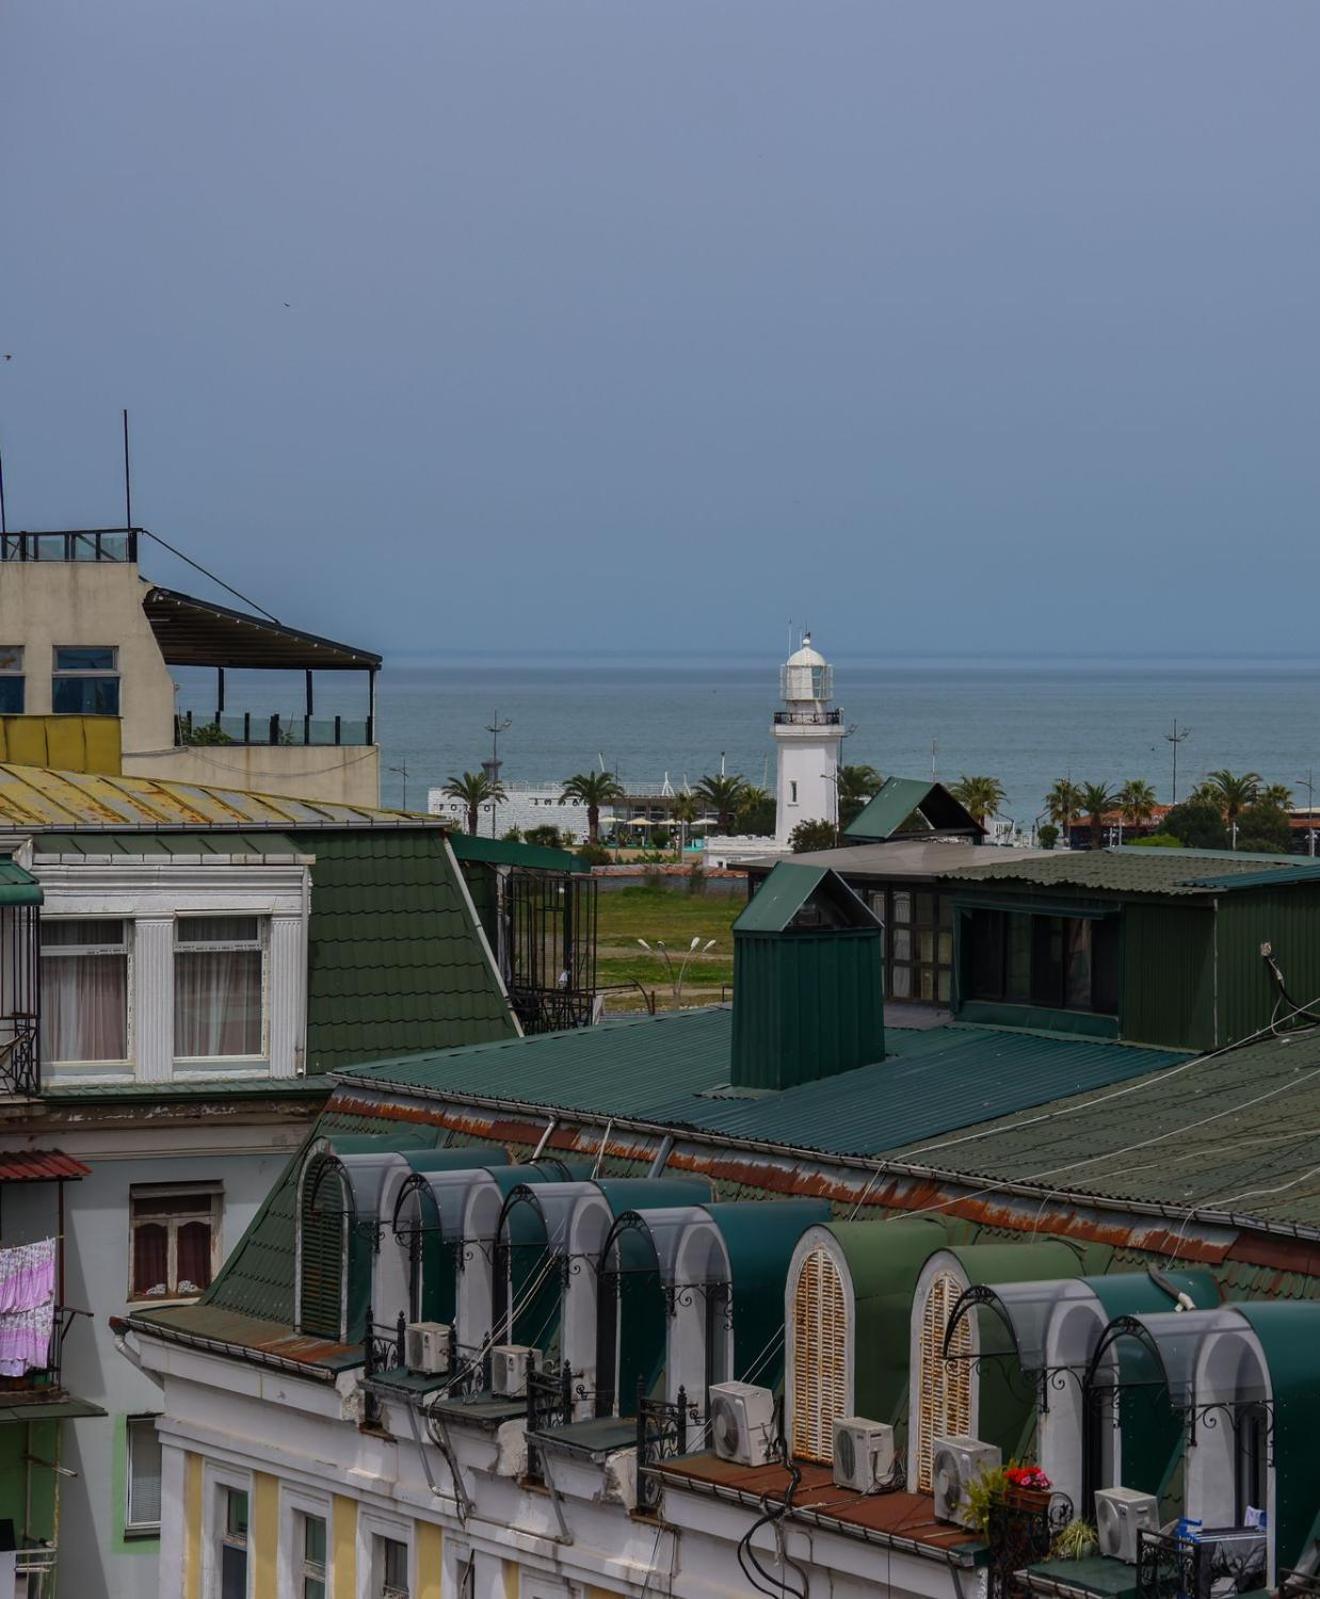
[773,633,845,847]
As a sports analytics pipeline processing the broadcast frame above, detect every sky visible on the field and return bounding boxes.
[2,2,1318,659]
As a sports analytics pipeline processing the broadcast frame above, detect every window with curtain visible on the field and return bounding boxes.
[39,918,129,1062]
[129,1184,220,1299]
[174,916,265,1059]
[125,1415,163,1535]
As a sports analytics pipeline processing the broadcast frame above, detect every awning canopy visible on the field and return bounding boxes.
[0,1395,107,1424]
[0,858,42,907]
[143,586,381,670]
[0,1150,90,1182]
[1086,1308,1264,1408]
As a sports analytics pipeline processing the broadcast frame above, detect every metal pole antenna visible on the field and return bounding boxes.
[122,408,132,528]
[1165,718,1191,804]
[483,711,511,837]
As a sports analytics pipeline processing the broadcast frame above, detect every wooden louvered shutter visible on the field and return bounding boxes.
[916,1271,972,1492]
[300,1156,346,1340]
[791,1248,847,1463]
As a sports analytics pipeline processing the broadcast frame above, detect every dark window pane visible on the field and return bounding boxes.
[917,930,935,964]
[968,910,1004,1001]
[41,918,125,948]
[1006,915,1033,1002]
[1032,917,1065,1008]
[937,969,952,1003]
[914,894,934,926]
[133,1224,169,1296]
[52,676,120,714]
[304,1517,327,1564]
[226,1489,249,1537]
[938,931,954,965]
[1092,917,1120,1014]
[1065,919,1093,1010]
[0,678,23,713]
[55,645,116,671]
[177,1220,213,1292]
[938,896,953,929]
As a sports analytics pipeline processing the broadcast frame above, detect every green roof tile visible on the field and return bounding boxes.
[942,846,1318,898]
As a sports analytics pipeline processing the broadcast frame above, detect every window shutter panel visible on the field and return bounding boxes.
[916,1271,972,1492]
[300,1156,346,1340]
[791,1247,847,1463]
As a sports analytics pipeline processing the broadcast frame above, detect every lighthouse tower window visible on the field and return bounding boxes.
[789,781,798,804]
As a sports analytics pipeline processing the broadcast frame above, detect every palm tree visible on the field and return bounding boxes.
[1080,782,1114,851]
[1045,778,1085,838]
[1202,770,1262,843]
[733,784,773,837]
[1259,783,1294,812]
[560,771,626,844]
[949,775,1006,825]
[1116,778,1158,832]
[671,792,698,856]
[442,771,505,836]
[838,764,884,828]
[696,772,747,832]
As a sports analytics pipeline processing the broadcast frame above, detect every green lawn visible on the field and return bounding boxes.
[596,886,744,1011]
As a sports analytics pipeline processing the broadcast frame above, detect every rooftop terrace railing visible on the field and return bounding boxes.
[1,529,138,563]
[772,709,843,726]
[175,711,374,748]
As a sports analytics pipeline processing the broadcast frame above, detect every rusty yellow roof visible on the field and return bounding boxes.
[0,763,444,832]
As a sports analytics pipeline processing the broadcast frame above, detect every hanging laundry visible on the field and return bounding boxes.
[0,1237,56,1376]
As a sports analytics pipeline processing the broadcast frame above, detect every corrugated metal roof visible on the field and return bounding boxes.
[448,833,585,873]
[0,1149,91,1181]
[942,847,1315,897]
[0,857,42,905]
[886,1026,1320,1231]
[0,763,444,832]
[340,1009,1183,1161]
[33,830,305,857]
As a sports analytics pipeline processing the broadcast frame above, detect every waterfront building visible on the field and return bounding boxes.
[122,849,1320,1599]
[0,526,382,806]
[0,762,597,1599]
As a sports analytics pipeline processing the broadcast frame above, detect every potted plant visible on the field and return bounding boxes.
[1002,1464,1052,1511]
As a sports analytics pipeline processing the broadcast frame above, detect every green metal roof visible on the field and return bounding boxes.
[32,830,306,857]
[448,833,585,873]
[942,846,1319,898]
[886,1024,1320,1232]
[340,1007,1184,1160]
[290,829,518,1071]
[0,857,41,905]
[734,862,878,934]
[845,777,982,842]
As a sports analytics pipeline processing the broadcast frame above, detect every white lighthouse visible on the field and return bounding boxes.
[774,633,845,846]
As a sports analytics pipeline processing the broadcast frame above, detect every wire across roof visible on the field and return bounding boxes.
[142,586,381,670]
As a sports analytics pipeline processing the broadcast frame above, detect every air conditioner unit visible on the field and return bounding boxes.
[491,1343,539,1397]
[932,1436,1001,1529]
[404,1321,451,1376]
[832,1417,896,1493]
[709,1381,777,1467]
[1095,1487,1159,1564]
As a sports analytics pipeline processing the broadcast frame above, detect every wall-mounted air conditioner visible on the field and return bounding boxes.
[404,1321,451,1376]
[1095,1488,1158,1563]
[831,1417,896,1493]
[709,1381,777,1467]
[932,1436,1001,1529]
[491,1343,539,1396]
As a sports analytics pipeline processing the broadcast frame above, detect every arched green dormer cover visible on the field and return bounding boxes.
[386,1147,515,1325]
[704,1200,832,1380]
[1235,1302,1320,1573]
[929,1241,1085,1461]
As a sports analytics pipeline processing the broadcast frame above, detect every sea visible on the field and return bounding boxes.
[176,654,1320,823]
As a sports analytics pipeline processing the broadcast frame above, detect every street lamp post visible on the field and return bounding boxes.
[483,711,512,837]
[1299,768,1316,857]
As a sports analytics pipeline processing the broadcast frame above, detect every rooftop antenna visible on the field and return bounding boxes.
[1165,718,1192,804]
[0,437,7,536]
[122,408,132,528]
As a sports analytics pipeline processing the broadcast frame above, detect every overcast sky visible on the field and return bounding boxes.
[2,3,1317,658]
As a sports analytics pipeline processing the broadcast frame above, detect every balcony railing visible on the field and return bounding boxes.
[773,709,843,726]
[0,1305,89,1399]
[636,1382,698,1514]
[0,1018,39,1098]
[1,529,138,563]
[175,711,373,748]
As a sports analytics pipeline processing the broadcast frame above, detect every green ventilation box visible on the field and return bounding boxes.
[731,863,885,1090]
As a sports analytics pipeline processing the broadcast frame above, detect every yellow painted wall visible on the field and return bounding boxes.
[585,1589,625,1599]
[182,1452,203,1599]
[253,1472,280,1596]
[0,714,121,773]
[502,1558,520,1599]
[332,1494,358,1599]
[415,1520,443,1599]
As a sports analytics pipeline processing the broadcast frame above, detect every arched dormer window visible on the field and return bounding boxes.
[914,1268,972,1492]
[299,1153,349,1341]
[791,1246,847,1462]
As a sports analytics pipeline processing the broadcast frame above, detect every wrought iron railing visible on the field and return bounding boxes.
[1138,1529,1206,1599]
[509,985,597,1035]
[773,709,843,725]
[986,1491,1074,1599]
[636,1381,696,1514]
[362,1310,408,1379]
[0,1019,39,1098]
[443,1340,492,1401]
[524,1361,592,1482]
[175,711,372,748]
[1278,1570,1320,1599]
[0,1305,88,1399]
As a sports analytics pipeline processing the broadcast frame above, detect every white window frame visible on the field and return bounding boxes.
[278,1484,333,1599]
[51,643,120,714]
[128,1181,222,1303]
[124,1413,163,1537]
[173,912,270,1063]
[38,915,133,1068]
[202,1461,252,1599]
[358,1509,413,1599]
